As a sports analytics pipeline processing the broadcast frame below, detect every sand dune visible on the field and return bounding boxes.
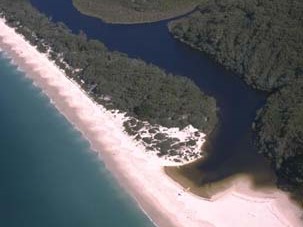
[0,18,302,227]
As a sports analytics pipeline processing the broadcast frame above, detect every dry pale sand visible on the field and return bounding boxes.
[0,18,302,227]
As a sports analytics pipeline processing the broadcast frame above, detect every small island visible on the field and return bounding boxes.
[72,0,200,24]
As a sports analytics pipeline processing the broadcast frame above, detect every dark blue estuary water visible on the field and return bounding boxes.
[29,0,272,180]
[0,0,275,225]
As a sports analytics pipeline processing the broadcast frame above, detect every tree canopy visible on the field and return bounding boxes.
[0,0,217,134]
[72,0,201,23]
[169,0,303,195]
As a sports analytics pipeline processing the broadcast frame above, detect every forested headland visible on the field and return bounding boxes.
[169,0,303,197]
[0,0,217,159]
[72,0,201,24]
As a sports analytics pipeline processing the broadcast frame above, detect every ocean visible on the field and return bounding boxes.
[0,53,153,226]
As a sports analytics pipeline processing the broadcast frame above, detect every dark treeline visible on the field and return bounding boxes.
[169,0,303,91]
[169,0,303,197]
[75,0,197,12]
[0,0,217,134]
[255,78,303,195]
[72,0,200,23]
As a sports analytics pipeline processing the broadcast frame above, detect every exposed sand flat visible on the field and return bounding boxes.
[0,18,302,227]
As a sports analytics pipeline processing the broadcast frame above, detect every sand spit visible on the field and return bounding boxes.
[0,18,302,227]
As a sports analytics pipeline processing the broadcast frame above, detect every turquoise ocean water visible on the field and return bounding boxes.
[0,53,153,226]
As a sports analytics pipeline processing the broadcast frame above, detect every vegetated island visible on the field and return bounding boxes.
[72,0,201,24]
[169,0,303,201]
[1,0,302,226]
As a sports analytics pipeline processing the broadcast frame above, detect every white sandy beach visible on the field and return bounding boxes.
[0,18,302,227]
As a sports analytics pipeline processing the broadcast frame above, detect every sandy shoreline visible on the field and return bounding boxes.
[0,18,302,227]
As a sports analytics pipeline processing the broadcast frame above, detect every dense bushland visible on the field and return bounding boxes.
[0,0,217,134]
[170,0,303,194]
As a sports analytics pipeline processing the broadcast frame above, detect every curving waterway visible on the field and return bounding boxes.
[29,0,275,186]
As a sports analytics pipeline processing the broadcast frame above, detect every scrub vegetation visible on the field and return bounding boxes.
[0,0,217,134]
[72,0,201,23]
[169,0,303,197]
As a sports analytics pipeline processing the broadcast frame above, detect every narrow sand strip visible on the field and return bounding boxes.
[0,18,302,227]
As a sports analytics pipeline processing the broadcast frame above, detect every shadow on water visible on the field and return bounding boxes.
[30,0,276,193]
